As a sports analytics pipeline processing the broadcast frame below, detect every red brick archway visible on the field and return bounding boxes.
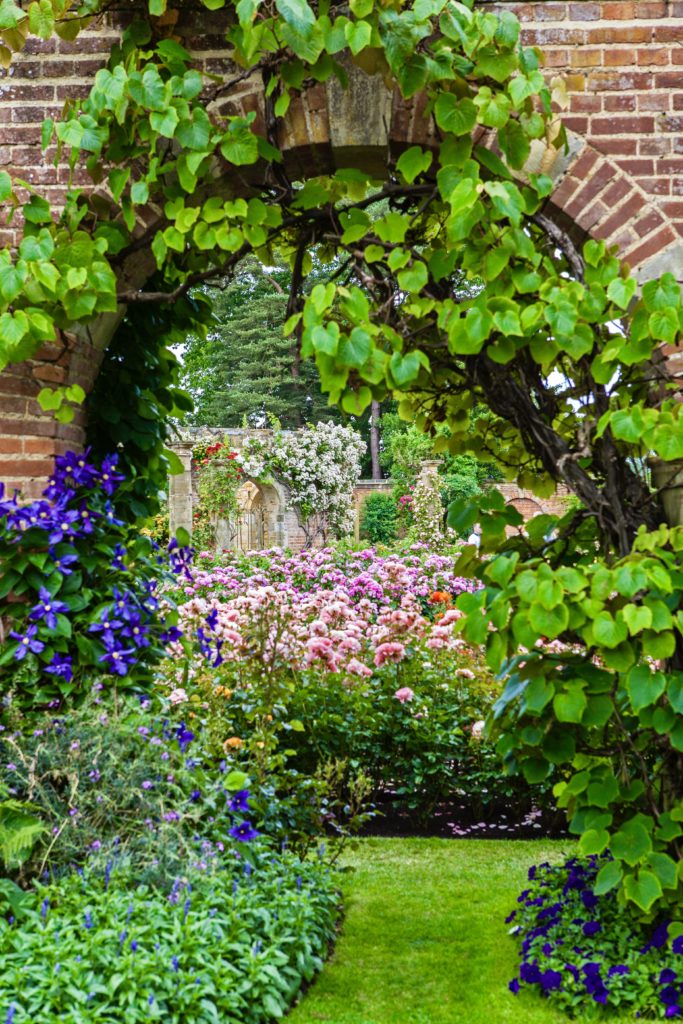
[0,1,682,496]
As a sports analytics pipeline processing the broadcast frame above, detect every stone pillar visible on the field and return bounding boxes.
[168,442,194,539]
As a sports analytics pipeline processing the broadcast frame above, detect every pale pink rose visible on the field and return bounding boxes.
[394,686,414,704]
[455,667,475,679]
[346,658,373,677]
[374,641,406,667]
[169,688,188,705]
[439,609,464,625]
[471,720,486,739]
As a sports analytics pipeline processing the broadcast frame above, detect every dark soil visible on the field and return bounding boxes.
[360,793,568,840]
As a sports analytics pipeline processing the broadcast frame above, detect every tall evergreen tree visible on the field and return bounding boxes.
[181,261,337,429]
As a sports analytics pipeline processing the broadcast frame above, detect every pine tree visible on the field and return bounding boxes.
[181,261,337,429]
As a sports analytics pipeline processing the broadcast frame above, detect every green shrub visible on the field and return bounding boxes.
[199,652,553,826]
[359,493,397,544]
[0,851,338,1023]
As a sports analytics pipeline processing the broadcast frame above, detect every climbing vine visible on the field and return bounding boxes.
[240,421,364,545]
[191,440,244,550]
[0,0,682,914]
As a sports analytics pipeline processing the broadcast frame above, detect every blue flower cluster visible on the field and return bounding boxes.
[0,450,191,706]
[508,855,683,1017]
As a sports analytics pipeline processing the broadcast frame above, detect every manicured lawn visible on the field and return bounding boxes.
[288,838,632,1024]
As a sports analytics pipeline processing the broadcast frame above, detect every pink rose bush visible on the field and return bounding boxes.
[155,545,551,829]
[161,550,481,693]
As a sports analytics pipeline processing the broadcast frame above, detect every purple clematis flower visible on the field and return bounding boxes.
[29,587,69,630]
[45,653,73,682]
[49,548,79,576]
[48,506,80,545]
[229,790,251,814]
[229,821,260,842]
[103,501,124,527]
[99,645,136,676]
[10,624,45,660]
[160,626,183,644]
[89,610,123,646]
[176,722,195,754]
[99,454,125,496]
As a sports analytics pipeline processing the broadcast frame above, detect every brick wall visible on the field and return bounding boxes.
[0,2,682,496]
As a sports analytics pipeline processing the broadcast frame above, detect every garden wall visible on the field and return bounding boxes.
[168,430,571,550]
[0,1,682,496]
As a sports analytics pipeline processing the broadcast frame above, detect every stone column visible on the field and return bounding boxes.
[168,442,195,538]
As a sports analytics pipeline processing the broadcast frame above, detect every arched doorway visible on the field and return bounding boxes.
[235,481,265,552]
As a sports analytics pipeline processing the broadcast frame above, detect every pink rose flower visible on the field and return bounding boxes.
[394,686,414,703]
[374,641,406,667]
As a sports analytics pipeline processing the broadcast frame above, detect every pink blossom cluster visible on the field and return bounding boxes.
[167,548,481,684]
[184,545,480,607]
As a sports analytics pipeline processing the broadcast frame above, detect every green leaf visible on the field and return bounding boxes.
[473,86,511,129]
[176,108,212,150]
[18,229,54,261]
[622,603,652,635]
[276,0,315,33]
[611,820,652,866]
[593,859,623,895]
[28,0,54,38]
[528,601,569,639]
[591,611,628,649]
[395,146,433,184]
[338,327,371,368]
[0,170,12,201]
[129,66,167,112]
[397,261,428,293]
[311,323,339,356]
[130,180,149,205]
[224,769,250,791]
[623,869,662,912]
[607,276,637,311]
[553,684,587,724]
[220,121,259,166]
[345,19,371,55]
[642,272,681,312]
[150,105,180,138]
[626,665,666,712]
[389,350,421,386]
[647,852,678,890]
[484,181,524,225]
[434,94,477,136]
[375,212,408,243]
[649,308,679,344]
[341,386,372,415]
[579,828,610,857]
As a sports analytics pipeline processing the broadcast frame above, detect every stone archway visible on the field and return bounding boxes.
[168,436,291,552]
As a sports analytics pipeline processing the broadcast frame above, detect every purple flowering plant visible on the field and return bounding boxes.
[0,688,270,885]
[0,451,190,711]
[508,855,683,1018]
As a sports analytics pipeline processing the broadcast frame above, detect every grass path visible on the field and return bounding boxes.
[288,838,631,1024]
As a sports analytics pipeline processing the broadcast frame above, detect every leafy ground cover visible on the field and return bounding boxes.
[288,839,634,1024]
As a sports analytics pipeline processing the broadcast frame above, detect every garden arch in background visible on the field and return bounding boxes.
[0,0,682,499]
[168,432,291,551]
